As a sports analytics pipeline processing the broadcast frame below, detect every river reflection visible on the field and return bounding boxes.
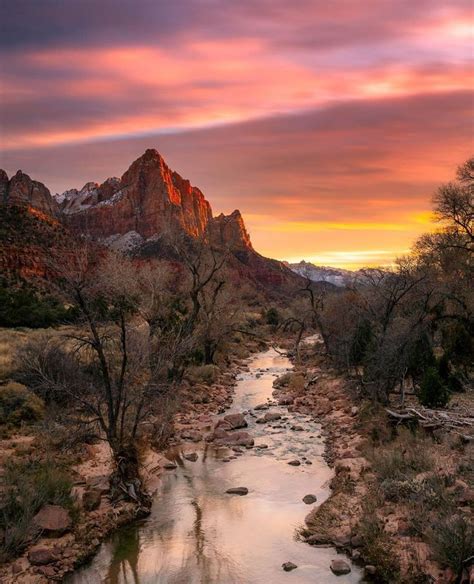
[68,348,363,584]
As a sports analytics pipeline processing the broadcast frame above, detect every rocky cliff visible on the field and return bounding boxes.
[1,169,58,216]
[60,149,214,241]
[209,210,253,250]
[1,149,302,294]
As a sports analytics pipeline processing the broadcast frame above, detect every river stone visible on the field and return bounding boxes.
[181,429,203,442]
[163,461,177,470]
[282,562,297,572]
[264,412,281,422]
[216,430,254,448]
[302,494,317,504]
[351,534,364,547]
[288,459,301,466]
[306,533,331,545]
[254,403,269,410]
[365,565,377,575]
[33,505,71,536]
[223,413,248,429]
[226,487,249,495]
[278,395,293,405]
[183,452,198,462]
[330,559,351,575]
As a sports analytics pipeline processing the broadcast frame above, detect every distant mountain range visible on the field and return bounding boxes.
[285,260,358,286]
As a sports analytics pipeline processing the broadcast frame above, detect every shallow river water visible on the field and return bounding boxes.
[68,348,362,584]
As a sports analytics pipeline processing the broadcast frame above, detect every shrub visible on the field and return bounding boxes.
[418,367,450,408]
[0,459,73,560]
[0,280,77,329]
[289,373,305,392]
[368,428,433,482]
[186,364,220,385]
[357,493,401,582]
[0,382,44,426]
[265,307,280,326]
[349,319,374,365]
[428,514,474,577]
[273,371,293,388]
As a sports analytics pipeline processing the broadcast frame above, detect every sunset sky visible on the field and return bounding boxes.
[1,1,473,268]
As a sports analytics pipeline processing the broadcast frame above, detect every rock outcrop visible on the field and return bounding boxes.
[1,169,58,216]
[209,210,253,250]
[61,149,214,241]
[1,149,305,294]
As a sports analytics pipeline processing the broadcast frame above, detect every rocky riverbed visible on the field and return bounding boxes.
[67,346,363,583]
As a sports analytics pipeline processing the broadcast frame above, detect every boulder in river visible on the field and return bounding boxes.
[183,452,198,462]
[330,559,351,575]
[215,430,254,448]
[163,461,177,470]
[223,413,248,429]
[302,494,317,504]
[282,562,297,571]
[288,459,301,466]
[264,412,281,422]
[225,487,249,495]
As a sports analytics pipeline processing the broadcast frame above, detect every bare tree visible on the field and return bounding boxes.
[18,246,183,505]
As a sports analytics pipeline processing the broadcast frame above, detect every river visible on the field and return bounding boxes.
[67,347,362,583]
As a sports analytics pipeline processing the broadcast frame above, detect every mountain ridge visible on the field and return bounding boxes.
[0,149,303,294]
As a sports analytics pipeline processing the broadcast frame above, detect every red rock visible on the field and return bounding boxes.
[223,413,248,429]
[2,170,58,216]
[28,545,60,565]
[63,149,213,240]
[33,505,72,535]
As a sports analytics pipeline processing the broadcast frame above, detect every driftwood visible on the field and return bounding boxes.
[386,406,474,439]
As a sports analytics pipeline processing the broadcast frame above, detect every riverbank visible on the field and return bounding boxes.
[67,342,363,583]
[0,331,266,583]
[275,340,474,584]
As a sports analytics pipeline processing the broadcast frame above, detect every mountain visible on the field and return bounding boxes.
[1,150,303,294]
[286,260,355,287]
[1,169,58,217]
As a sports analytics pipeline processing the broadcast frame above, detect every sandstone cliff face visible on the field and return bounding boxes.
[1,150,304,294]
[63,149,213,240]
[209,210,253,250]
[0,170,58,216]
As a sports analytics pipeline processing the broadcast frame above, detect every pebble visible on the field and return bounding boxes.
[282,562,297,572]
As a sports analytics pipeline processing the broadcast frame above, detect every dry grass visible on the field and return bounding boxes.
[0,325,80,381]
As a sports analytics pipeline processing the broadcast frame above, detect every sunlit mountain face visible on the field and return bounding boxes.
[1,0,472,268]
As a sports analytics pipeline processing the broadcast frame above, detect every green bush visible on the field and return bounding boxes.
[0,382,44,426]
[350,319,374,365]
[0,459,73,560]
[0,281,78,328]
[265,307,280,326]
[418,367,450,408]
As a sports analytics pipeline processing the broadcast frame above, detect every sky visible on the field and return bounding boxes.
[1,1,473,269]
